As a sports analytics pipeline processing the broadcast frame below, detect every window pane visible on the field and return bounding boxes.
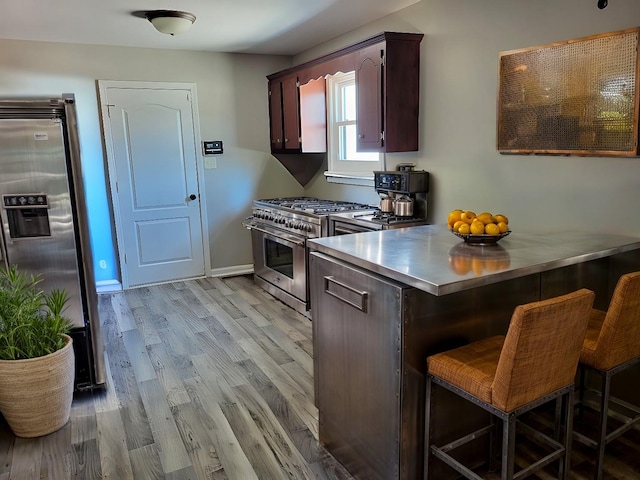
[343,84,356,121]
[339,125,380,161]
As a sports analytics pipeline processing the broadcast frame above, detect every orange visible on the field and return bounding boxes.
[494,214,509,225]
[470,220,485,235]
[485,223,500,236]
[447,209,464,228]
[452,220,466,232]
[460,210,476,224]
[476,212,495,225]
[497,221,509,233]
[458,223,471,235]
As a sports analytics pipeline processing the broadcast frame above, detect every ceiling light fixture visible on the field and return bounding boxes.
[145,10,196,35]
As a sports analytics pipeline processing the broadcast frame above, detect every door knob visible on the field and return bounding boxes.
[189,194,197,201]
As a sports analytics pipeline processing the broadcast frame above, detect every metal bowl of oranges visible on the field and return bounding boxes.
[448,210,511,246]
[452,230,511,245]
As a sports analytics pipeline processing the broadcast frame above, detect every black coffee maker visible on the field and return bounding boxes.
[373,164,429,219]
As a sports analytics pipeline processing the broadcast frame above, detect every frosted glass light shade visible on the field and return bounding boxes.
[146,10,196,35]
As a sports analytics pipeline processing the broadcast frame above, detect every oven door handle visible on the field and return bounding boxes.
[246,222,306,247]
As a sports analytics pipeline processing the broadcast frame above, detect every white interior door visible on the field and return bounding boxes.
[99,81,206,288]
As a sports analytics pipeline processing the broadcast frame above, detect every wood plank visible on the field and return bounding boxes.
[40,423,72,480]
[137,378,192,474]
[71,438,103,480]
[9,437,42,479]
[96,409,135,480]
[217,397,291,480]
[128,443,164,480]
[0,420,14,476]
[110,293,137,332]
[92,350,120,414]
[123,328,157,382]
[183,376,260,480]
[171,401,226,480]
[232,382,318,479]
[146,342,192,408]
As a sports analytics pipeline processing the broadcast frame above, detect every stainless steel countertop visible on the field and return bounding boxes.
[308,225,640,296]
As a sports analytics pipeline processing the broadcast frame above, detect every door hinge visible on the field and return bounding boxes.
[381,52,385,67]
[380,131,385,141]
[124,253,127,264]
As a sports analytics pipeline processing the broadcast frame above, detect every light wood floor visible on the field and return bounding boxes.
[0,274,639,479]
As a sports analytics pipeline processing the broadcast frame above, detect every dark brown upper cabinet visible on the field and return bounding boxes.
[357,34,423,152]
[267,31,423,185]
[355,42,384,151]
[268,75,301,151]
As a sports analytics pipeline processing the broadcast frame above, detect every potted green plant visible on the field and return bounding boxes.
[0,264,75,437]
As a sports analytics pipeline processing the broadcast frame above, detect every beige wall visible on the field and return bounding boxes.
[300,0,640,236]
[0,39,302,281]
[2,0,640,283]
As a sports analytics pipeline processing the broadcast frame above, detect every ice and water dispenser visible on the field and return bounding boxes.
[3,194,51,238]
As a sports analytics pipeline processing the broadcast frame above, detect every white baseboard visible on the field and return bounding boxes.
[95,265,253,293]
[210,264,254,278]
[96,279,123,294]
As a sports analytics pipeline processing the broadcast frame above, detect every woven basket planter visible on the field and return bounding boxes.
[0,334,74,438]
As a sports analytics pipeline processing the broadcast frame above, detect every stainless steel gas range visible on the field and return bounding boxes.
[243,197,374,315]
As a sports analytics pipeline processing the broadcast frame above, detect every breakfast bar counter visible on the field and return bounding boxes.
[307,225,640,480]
[308,224,640,296]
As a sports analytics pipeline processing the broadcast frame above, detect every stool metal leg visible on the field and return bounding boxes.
[502,413,516,480]
[424,375,434,479]
[561,390,574,480]
[594,371,611,480]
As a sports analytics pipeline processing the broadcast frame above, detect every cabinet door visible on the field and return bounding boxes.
[356,42,384,151]
[310,252,404,480]
[281,76,301,150]
[299,78,327,153]
[268,81,283,151]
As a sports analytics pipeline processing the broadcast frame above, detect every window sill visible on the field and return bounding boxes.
[324,171,374,187]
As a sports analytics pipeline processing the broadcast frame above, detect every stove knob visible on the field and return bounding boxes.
[305,224,313,232]
[294,222,302,230]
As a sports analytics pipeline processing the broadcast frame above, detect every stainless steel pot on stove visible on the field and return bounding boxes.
[394,195,414,217]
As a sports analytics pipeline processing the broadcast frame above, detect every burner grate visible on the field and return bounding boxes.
[372,211,423,224]
[257,197,374,214]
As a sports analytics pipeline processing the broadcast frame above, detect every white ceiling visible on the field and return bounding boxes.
[0,0,420,56]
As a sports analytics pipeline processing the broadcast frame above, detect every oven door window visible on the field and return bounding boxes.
[264,237,294,278]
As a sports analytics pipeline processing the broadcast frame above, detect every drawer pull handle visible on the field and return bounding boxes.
[324,276,368,313]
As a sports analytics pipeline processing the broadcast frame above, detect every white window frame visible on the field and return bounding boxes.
[324,71,383,185]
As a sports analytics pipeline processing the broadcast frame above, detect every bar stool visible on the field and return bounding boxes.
[424,289,595,480]
[574,271,640,480]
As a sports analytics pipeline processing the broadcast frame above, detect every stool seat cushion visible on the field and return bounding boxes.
[427,335,505,405]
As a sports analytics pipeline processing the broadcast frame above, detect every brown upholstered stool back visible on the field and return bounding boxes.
[492,288,594,412]
[580,271,640,371]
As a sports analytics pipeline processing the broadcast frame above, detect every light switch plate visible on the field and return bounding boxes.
[204,157,217,169]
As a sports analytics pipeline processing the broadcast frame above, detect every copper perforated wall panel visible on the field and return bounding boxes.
[498,28,640,156]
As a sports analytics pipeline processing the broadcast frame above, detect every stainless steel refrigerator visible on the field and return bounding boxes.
[0,96,105,390]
